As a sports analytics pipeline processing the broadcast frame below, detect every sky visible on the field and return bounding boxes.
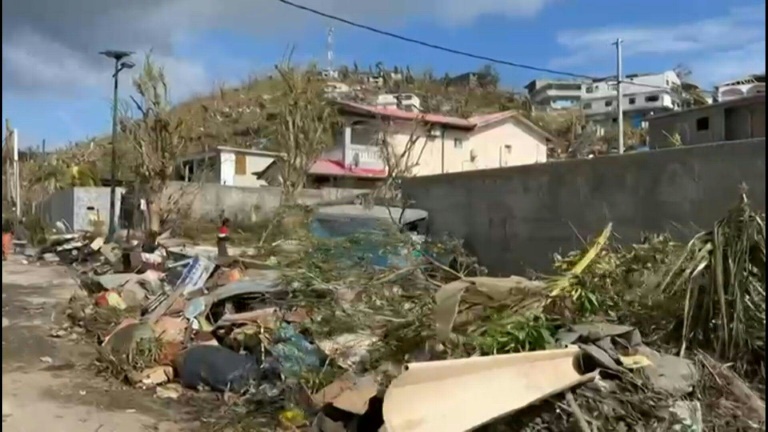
[2,0,765,150]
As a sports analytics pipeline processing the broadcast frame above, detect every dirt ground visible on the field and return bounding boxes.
[1,257,189,432]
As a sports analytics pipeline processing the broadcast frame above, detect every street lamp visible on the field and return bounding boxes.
[100,50,134,241]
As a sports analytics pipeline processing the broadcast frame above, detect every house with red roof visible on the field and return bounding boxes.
[298,100,556,187]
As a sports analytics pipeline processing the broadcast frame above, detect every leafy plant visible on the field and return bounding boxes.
[471,312,556,355]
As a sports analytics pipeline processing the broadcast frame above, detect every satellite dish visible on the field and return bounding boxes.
[469,149,478,162]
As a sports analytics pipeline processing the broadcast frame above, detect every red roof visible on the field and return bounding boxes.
[335,101,516,130]
[333,101,559,143]
[309,159,387,178]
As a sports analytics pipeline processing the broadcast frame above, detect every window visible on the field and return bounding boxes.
[586,86,594,94]
[504,144,512,154]
[235,154,247,175]
[696,116,710,131]
[645,95,660,102]
[454,138,464,149]
[628,97,636,105]
[583,102,592,109]
[604,100,613,107]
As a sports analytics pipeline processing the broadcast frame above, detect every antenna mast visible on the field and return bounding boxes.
[326,26,334,72]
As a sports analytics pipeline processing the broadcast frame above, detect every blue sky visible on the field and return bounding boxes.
[2,0,765,150]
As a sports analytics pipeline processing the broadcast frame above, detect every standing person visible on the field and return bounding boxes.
[217,218,231,258]
[2,220,13,261]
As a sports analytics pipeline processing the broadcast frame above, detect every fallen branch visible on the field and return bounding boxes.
[698,351,765,424]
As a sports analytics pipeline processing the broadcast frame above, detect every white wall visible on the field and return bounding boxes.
[220,151,236,186]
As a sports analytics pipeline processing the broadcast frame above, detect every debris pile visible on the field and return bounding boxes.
[33,196,765,431]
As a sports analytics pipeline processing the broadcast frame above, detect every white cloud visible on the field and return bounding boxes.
[688,40,766,86]
[550,4,766,85]
[2,0,556,98]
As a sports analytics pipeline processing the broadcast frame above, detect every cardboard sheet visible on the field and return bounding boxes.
[382,346,596,432]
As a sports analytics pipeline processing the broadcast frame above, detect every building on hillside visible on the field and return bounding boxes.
[646,94,765,148]
[257,102,556,189]
[524,79,590,111]
[447,71,495,88]
[525,71,696,130]
[715,74,765,102]
[580,71,684,129]
[272,101,556,187]
[175,146,280,187]
[373,93,421,112]
[323,81,352,96]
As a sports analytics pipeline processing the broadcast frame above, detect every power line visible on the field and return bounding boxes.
[277,0,596,80]
[278,1,708,102]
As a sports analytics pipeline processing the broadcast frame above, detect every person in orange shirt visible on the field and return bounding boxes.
[2,224,13,261]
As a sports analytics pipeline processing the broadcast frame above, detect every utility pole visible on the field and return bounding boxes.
[100,50,134,241]
[12,128,20,218]
[613,38,624,154]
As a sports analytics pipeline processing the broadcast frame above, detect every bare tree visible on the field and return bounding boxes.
[262,60,340,204]
[369,116,429,209]
[121,53,188,232]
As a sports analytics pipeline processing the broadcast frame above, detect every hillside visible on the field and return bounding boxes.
[20,62,621,199]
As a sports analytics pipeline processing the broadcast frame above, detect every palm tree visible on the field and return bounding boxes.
[673,64,710,107]
[36,158,101,190]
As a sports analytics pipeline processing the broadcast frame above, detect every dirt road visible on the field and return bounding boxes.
[2,258,183,432]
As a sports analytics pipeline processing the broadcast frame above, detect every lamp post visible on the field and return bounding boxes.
[100,50,135,241]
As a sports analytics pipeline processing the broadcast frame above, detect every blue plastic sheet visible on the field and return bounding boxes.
[269,323,322,379]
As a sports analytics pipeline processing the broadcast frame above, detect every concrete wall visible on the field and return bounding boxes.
[165,182,366,222]
[37,187,124,232]
[402,140,766,275]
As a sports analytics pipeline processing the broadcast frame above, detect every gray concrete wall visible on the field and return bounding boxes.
[402,140,766,275]
[39,184,366,229]
[164,182,367,221]
[36,187,124,232]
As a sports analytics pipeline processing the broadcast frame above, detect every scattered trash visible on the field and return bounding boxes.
[270,323,323,380]
[129,366,174,387]
[313,373,379,415]
[44,192,764,431]
[155,383,183,400]
[94,290,127,310]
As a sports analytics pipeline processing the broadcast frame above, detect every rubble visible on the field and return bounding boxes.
[17,195,764,431]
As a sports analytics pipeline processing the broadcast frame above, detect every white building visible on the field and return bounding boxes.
[373,93,421,112]
[176,146,280,188]
[524,79,590,111]
[716,74,765,102]
[580,71,683,128]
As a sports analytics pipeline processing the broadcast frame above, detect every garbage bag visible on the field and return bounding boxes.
[177,345,260,393]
